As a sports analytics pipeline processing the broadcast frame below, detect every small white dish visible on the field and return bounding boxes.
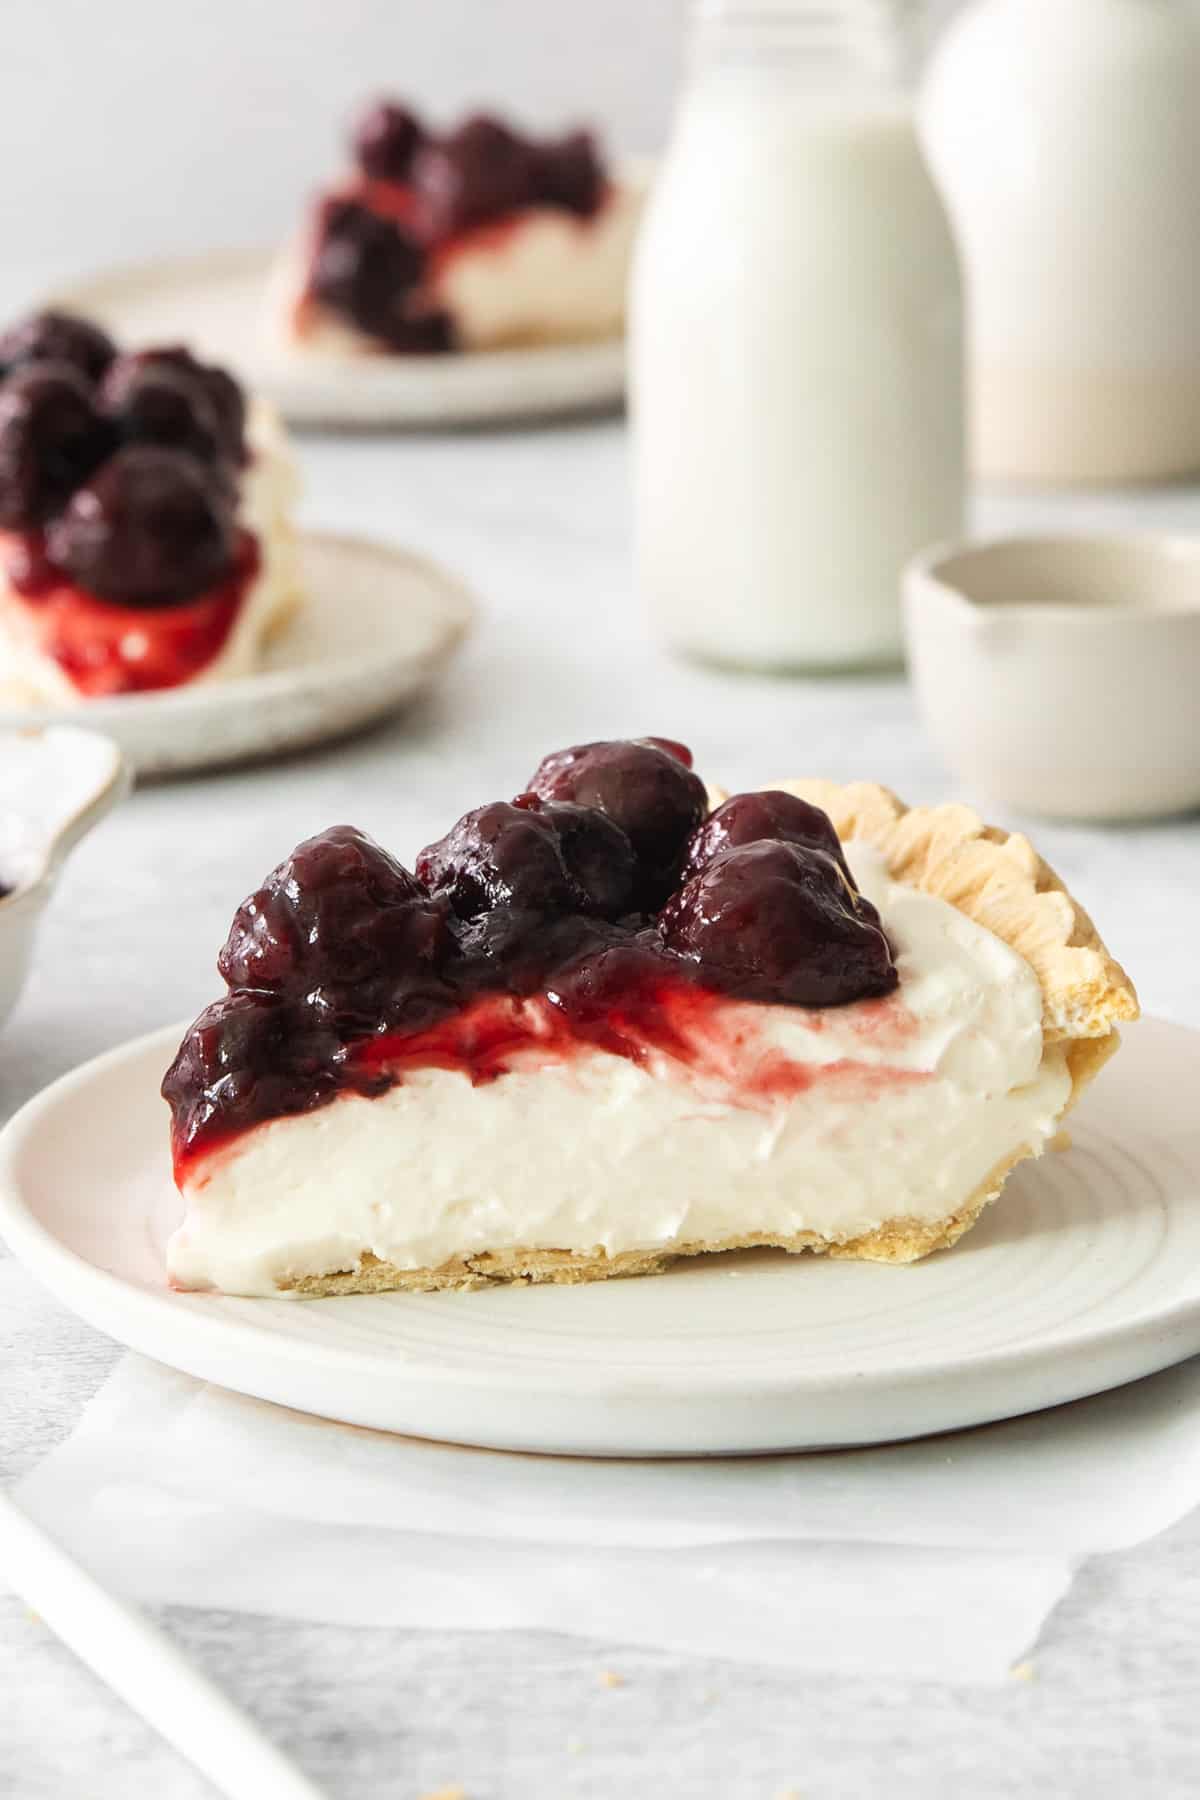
[904,534,1200,820]
[0,532,475,779]
[49,249,627,430]
[0,1016,1195,1457]
[0,727,128,1028]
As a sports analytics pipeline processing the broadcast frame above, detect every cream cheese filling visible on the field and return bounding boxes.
[429,183,643,349]
[0,401,301,707]
[167,843,1073,1297]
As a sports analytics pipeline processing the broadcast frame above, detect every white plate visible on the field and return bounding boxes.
[0,532,474,778]
[50,250,627,429]
[1,1017,1196,1457]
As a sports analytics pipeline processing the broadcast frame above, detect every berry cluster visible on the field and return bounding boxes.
[308,102,606,350]
[351,104,604,228]
[0,311,247,607]
[164,740,899,1158]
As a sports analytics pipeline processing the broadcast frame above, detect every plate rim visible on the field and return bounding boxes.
[0,528,476,731]
[1,1015,1198,1409]
[47,244,630,427]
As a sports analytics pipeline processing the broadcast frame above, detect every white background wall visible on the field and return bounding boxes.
[2,0,962,288]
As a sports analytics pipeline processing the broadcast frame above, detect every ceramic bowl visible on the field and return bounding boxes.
[0,727,129,1027]
[903,535,1200,820]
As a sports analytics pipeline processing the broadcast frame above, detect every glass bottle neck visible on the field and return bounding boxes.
[689,0,917,89]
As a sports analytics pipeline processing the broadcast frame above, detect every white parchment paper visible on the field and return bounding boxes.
[16,1349,1200,1684]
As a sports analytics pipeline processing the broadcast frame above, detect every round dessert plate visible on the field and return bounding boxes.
[49,250,627,429]
[0,532,474,778]
[1,1018,1198,1457]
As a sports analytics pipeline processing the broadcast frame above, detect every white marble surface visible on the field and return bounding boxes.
[3,419,1200,1797]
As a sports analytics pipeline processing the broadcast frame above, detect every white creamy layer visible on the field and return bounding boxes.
[431,183,643,349]
[167,844,1073,1297]
[273,178,644,355]
[0,402,301,708]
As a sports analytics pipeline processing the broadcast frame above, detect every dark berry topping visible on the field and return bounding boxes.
[525,738,708,910]
[45,445,235,607]
[218,825,452,1038]
[382,308,456,355]
[534,130,604,216]
[546,800,640,920]
[682,790,851,883]
[165,753,907,1166]
[413,115,539,236]
[102,347,246,463]
[417,798,635,924]
[162,990,349,1141]
[658,841,897,1008]
[352,100,425,183]
[310,200,424,344]
[103,361,223,463]
[0,362,115,528]
[0,309,116,384]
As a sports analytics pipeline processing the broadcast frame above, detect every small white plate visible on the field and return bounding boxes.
[1,1017,1196,1457]
[50,249,627,430]
[0,532,474,778]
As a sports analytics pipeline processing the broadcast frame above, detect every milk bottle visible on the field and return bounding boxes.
[631,0,964,670]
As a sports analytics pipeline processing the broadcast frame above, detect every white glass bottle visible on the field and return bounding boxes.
[631,0,964,671]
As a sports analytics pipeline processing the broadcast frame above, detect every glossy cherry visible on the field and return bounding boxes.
[218,824,450,1004]
[162,990,350,1148]
[352,100,425,182]
[0,310,116,384]
[102,348,246,463]
[45,445,235,606]
[0,362,115,529]
[682,790,851,883]
[310,200,424,343]
[416,798,636,923]
[105,362,224,463]
[525,738,708,911]
[658,841,897,1007]
[534,130,604,216]
[414,115,539,236]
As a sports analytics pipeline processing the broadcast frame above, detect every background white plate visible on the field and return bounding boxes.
[1,1017,1196,1458]
[0,532,474,778]
[51,250,628,429]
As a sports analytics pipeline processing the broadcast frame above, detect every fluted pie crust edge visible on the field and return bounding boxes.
[280,781,1140,1292]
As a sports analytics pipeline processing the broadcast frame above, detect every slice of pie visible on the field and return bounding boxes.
[0,309,301,705]
[163,739,1137,1297]
[268,100,644,357]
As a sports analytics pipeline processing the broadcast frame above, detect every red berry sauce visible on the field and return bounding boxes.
[1,529,259,696]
